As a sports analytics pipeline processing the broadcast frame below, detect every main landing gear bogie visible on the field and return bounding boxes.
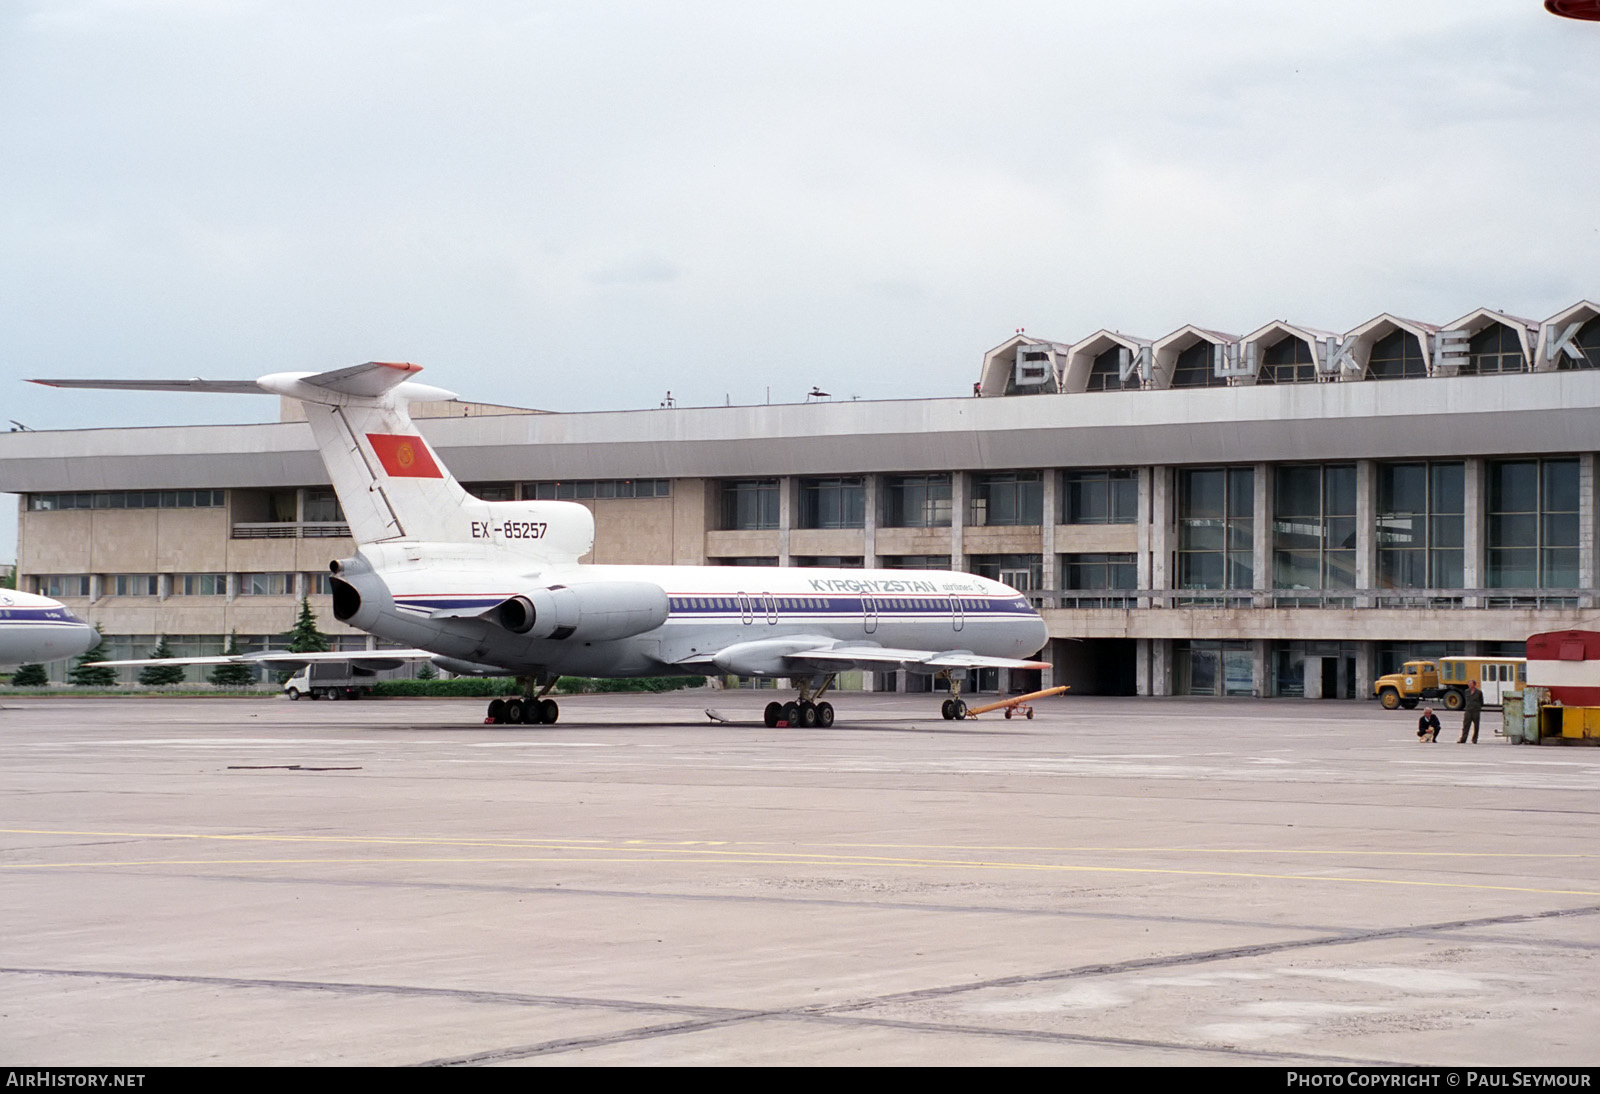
[940,698,968,721]
[764,699,835,728]
[486,676,561,725]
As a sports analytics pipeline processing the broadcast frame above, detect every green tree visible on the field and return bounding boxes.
[1,565,15,590]
[416,662,438,681]
[208,632,257,688]
[138,635,188,687]
[69,630,118,687]
[285,596,330,653]
[11,663,48,687]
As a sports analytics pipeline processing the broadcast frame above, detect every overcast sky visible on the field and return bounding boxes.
[2,0,1598,562]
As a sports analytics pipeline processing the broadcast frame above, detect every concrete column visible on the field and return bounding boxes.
[1253,462,1271,605]
[1463,458,1484,605]
[863,474,878,568]
[777,476,793,566]
[89,573,104,603]
[1147,465,1170,604]
[1040,470,1057,607]
[950,472,966,571]
[158,573,172,601]
[1136,638,1152,696]
[1356,643,1375,704]
[1151,638,1172,696]
[1355,459,1376,606]
[1580,454,1595,608]
[1254,639,1269,698]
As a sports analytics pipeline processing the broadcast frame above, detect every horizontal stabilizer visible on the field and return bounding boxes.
[31,378,267,394]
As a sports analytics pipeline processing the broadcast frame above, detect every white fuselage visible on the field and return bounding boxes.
[0,590,99,667]
[339,544,1048,678]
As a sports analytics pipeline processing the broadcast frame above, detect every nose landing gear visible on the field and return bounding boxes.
[937,670,968,720]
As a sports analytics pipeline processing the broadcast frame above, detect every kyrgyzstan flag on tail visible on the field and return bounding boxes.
[366,433,444,478]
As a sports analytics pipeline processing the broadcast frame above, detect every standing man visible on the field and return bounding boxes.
[1458,679,1484,744]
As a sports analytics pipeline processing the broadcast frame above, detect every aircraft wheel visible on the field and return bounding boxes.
[764,701,783,728]
[952,699,967,720]
[799,701,818,728]
[286,688,301,701]
[1379,688,1400,710]
[504,697,525,724]
[522,697,544,724]
[1442,689,1464,711]
[815,701,834,728]
[940,699,954,720]
[782,701,801,726]
[487,698,506,724]
[540,698,559,724]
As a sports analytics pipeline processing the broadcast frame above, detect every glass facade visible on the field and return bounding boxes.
[970,472,1042,526]
[719,480,779,530]
[1256,337,1317,385]
[1061,553,1136,607]
[529,479,671,499]
[1171,341,1226,388]
[967,554,1044,590]
[1177,467,1254,590]
[28,490,225,511]
[1377,462,1464,589]
[881,474,951,528]
[1487,459,1579,588]
[1175,640,1255,696]
[1062,469,1137,524]
[879,555,951,570]
[1464,323,1526,375]
[1367,329,1428,380]
[1556,315,1600,370]
[1272,464,1355,590]
[798,477,865,529]
[1085,347,1136,392]
[237,573,294,596]
[176,574,227,596]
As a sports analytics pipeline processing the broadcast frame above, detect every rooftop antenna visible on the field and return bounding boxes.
[659,391,675,409]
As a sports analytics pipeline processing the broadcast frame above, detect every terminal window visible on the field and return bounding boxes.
[881,475,951,528]
[1062,469,1137,524]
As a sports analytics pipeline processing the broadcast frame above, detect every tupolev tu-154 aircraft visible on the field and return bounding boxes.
[34,363,1050,726]
[0,590,100,668]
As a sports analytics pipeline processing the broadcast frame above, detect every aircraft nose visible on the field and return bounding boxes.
[70,623,100,658]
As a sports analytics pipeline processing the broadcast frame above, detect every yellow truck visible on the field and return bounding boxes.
[1374,656,1525,710]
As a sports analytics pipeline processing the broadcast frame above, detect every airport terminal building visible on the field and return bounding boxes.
[4,300,1600,698]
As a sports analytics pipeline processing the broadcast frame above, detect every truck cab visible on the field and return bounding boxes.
[1373,660,1439,710]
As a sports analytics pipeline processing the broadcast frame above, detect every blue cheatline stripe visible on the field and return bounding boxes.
[393,593,1038,619]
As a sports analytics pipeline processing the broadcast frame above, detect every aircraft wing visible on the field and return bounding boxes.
[785,645,1050,672]
[88,649,438,670]
[683,636,1049,676]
